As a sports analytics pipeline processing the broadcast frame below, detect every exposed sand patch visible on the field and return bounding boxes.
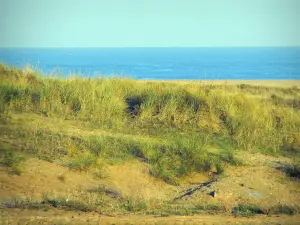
[0,158,101,201]
[1,150,300,224]
[106,159,176,202]
[174,152,300,209]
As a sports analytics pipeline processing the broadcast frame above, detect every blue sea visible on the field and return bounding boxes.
[0,47,300,80]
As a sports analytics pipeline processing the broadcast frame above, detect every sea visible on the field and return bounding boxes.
[0,47,300,80]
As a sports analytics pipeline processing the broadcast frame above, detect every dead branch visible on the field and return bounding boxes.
[173,178,219,201]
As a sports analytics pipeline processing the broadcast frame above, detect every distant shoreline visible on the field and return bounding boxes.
[138,79,300,87]
[1,46,300,49]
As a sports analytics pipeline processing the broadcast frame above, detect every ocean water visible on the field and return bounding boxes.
[0,47,299,80]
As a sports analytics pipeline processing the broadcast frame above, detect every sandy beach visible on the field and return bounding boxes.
[140,79,300,87]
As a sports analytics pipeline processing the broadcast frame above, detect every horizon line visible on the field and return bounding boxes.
[1,45,300,49]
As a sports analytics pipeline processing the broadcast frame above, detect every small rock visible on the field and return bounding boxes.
[209,190,216,198]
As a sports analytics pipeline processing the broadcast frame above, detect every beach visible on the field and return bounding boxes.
[139,79,300,87]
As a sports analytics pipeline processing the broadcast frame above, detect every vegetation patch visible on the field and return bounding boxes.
[195,204,226,213]
[68,152,97,171]
[2,198,44,209]
[267,204,299,215]
[42,196,94,212]
[231,204,265,217]
[122,198,148,212]
[0,64,300,214]
[282,163,300,179]
[0,148,25,175]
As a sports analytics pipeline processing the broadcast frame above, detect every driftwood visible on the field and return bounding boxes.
[173,178,219,201]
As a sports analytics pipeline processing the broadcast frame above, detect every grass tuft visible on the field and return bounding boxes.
[0,149,25,175]
[68,152,97,171]
[232,204,265,217]
[267,204,299,215]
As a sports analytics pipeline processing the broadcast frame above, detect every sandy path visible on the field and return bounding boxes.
[2,208,300,225]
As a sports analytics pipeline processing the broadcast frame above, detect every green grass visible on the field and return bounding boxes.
[0,64,300,182]
[2,196,98,212]
[231,204,300,217]
[267,204,299,215]
[1,149,24,167]
[0,147,25,175]
[42,195,95,212]
[122,198,148,212]
[2,197,44,209]
[68,152,97,171]
[231,204,265,217]
[2,195,299,217]
[146,203,226,216]
[194,203,226,213]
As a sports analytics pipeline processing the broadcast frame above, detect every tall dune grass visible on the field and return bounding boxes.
[1,63,299,183]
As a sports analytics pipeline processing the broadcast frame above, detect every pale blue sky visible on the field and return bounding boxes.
[1,0,299,47]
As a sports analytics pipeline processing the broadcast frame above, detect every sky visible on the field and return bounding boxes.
[0,0,300,47]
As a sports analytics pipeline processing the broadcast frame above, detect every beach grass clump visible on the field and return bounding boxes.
[68,152,97,171]
[267,204,299,215]
[122,197,148,212]
[231,204,265,217]
[2,198,44,210]
[0,148,25,175]
[42,195,95,212]
[195,203,226,213]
